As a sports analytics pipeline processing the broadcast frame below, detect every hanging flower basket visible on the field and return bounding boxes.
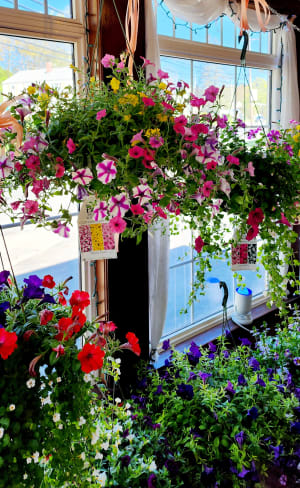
[0,54,299,310]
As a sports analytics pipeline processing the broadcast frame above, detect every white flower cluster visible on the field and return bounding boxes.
[26,378,36,389]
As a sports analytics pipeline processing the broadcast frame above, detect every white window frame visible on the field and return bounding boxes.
[156,24,281,349]
[0,1,97,318]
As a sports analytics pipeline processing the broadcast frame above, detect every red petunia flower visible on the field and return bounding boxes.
[58,292,67,306]
[119,332,141,356]
[52,344,65,358]
[195,236,204,253]
[246,225,259,241]
[99,321,117,335]
[247,208,264,227]
[69,290,90,310]
[40,309,54,326]
[42,275,56,289]
[0,329,18,359]
[77,343,105,373]
[54,317,73,341]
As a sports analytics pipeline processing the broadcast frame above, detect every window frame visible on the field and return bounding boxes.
[156,19,281,348]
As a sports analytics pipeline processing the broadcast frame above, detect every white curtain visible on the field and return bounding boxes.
[144,0,299,351]
[145,0,170,355]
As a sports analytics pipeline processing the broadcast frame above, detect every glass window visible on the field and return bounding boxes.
[0,0,72,17]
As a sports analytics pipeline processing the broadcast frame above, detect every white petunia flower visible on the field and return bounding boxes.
[78,416,86,426]
[9,404,15,411]
[26,378,36,389]
[23,474,28,480]
[95,472,107,487]
[0,428,4,439]
[90,407,95,415]
[56,377,62,383]
[91,433,99,445]
[149,461,157,472]
[101,441,109,451]
[115,358,121,364]
[113,423,123,433]
[83,374,91,383]
[26,458,32,464]
[53,413,61,423]
[127,434,134,442]
[125,402,131,410]
[32,452,39,463]
[58,424,63,430]
[95,452,103,460]
[115,397,121,404]
[79,452,85,461]
[41,395,51,406]
[83,461,89,469]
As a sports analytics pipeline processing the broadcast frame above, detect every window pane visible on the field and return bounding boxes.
[192,24,207,43]
[236,67,270,126]
[208,18,221,45]
[164,264,192,336]
[18,0,44,14]
[249,32,260,53]
[0,0,13,7]
[157,2,173,36]
[222,16,236,48]
[160,56,191,87]
[0,218,79,294]
[169,222,192,266]
[175,18,191,40]
[0,36,73,100]
[261,32,271,54]
[48,0,72,18]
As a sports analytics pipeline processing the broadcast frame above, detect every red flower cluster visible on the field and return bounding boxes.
[120,332,141,356]
[0,329,18,359]
[69,290,90,310]
[42,274,56,289]
[246,207,265,241]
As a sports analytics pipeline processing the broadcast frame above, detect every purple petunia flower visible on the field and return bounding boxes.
[293,357,300,366]
[39,294,56,305]
[120,455,131,467]
[247,407,259,420]
[154,385,163,395]
[0,270,10,287]
[24,275,43,288]
[290,422,300,434]
[176,383,194,400]
[162,339,170,351]
[223,350,230,359]
[147,473,157,488]
[190,341,202,358]
[270,444,283,460]
[255,375,266,387]
[279,474,287,486]
[248,357,260,371]
[225,381,236,395]
[239,337,252,347]
[235,431,245,448]
[238,466,250,478]
[238,374,248,386]
[204,465,214,475]
[188,372,197,382]
[0,301,10,312]
[208,342,217,353]
[23,284,44,299]
[198,371,212,384]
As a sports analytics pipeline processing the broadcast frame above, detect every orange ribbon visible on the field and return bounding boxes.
[240,0,271,33]
[125,0,140,77]
[0,98,23,148]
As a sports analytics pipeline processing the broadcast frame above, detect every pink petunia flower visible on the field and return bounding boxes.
[109,193,130,217]
[206,160,217,171]
[96,109,107,120]
[0,157,14,179]
[227,155,240,166]
[96,159,117,184]
[128,146,145,159]
[202,180,214,198]
[93,201,108,221]
[191,124,209,136]
[116,61,125,71]
[131,203,144,215]
[66,138,76,154]
[195,236,204,253]
[23,200,39,216]
[53,222,71,238]
[142,97,155,107]
[131,130,145,145]
[32,178,50,196]
[204,85,219,103]
[245,161,255,176]
[277,212,292,227]
[174,115,187,125]
[72,168,93,186]
[190,94,206,107]
[25,155,40,170]
[247,208,264,227]
[161,101,175,112]
[11,201,21,211]
[101,54,115,68]
[140,56,155,68]
[173,123,185,135]
[109,216,127,234]
[143,210,154,224]
[149,136,164,148]
[154,205,167,219]
[157,69,169,79]
[55,163,65,178]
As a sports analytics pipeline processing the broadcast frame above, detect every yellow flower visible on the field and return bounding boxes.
[145,128,161,138]
[293,133,300,142]
[119,94,139,106]
[113,105,118,111]
[37,93,49,102]
[90,76,95,83]
[165,90,172,95]
[296,124,300,131]
[298,149,300,157]
[158,82,167,90]
[137,91,146,98]
[27,86,36,95]
[110,77,120,92]
[123,114,131,121]
[157,113,168,122]
[176,103,186,113]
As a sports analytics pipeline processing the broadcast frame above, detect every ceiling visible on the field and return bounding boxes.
[265,0,300,16]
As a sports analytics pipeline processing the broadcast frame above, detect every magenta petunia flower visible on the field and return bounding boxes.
[140,56,155,68]
[246,226,259,241]
[202,180,214,198]
[128,146,145,159]
[246,161,255,176]
[23,200,39,216]
[0,157,14,179]
[72,168,93,186]
[96,159,117,184]
[277,212,292,227]
[131,203,144,215]
[131,130,145,145]
[132,183,153,206]
[96,109,107,120]
[227,155,240,166]
[247,208,264,227]
[55,163,65,178]
[157,69,169,79]
[53,222,70,238]
[190,94,206,107]
[142,97,155,107]
[149,136,164,148]
[204,85,219,103]
[101,54,115,68]
[66,138,76,154]
[109,216,127,234]
[206,160,217,171]
[93,201,108,221]
[195,236,204,253]
[109,193,130,217]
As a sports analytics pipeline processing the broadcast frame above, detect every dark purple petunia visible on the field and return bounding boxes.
[162,339,170,351]
[225,381,236,395]
[239,337,251,346]
[204,465,214,475]
[137,377,147,389]
[24,275,43,288]
[188,371,197,382]
[176,383,194,400]
[223,350,230,359]
[279,474,287,486]
[208,342,217,353]
[247,407,259,420]
[294,388,300,399]
[286,373,293,387]
[277,384,285,394]
[39,294,56,305]
[270,444,283,460]
[0,270,10,287]
[0,301,10,312]
[208,352,215,360]
[77,184,89,201]
[154,384,164,395]
[122,428,129,438]
[274,352,279,360]
[248,357,260,371]
[164,359,171,367]
[238,374,247,386]
[147,473,156,488]
[120,455,131,467]
[293,357,300,366]
[238,466,250,478]
[235,431,245,448]
[198,371,212,384]
[255,375,266,387]
[23,284,44,299]
[164,459,180,475]
[189,341,202,357]
[290,422,300,434]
